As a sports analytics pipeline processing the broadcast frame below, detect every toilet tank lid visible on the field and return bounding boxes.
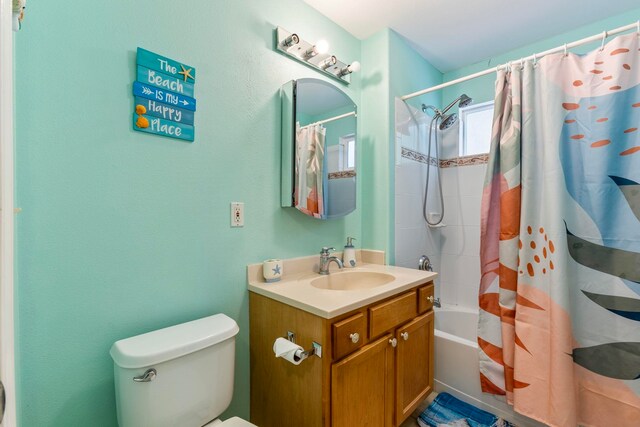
[110,314,239,368]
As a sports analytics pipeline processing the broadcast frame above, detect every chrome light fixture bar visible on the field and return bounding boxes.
[275,27,360,85]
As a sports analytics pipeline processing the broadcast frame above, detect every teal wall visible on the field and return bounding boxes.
[360,30,391,256]
[14,0,367,425]
[388,31,442,120]
[359,29,442,264]
[443,8,640,109]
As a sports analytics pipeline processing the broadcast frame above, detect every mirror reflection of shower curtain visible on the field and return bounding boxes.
[295,123,326,218]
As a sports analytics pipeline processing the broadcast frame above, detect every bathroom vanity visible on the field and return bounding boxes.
[248,251,437,427]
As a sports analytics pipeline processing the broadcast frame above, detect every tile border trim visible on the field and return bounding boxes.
[400,147,438,166]
[328,170,356,180]
[400,146,488,168]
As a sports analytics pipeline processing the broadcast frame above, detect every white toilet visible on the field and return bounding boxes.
[110,314,256,427]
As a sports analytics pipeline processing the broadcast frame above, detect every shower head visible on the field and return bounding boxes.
[439,113,458,130]
[422,94,472,130]
[441,93,473,114]
[458,94,473,108]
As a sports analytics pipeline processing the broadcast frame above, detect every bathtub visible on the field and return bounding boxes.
[434,306,544,427]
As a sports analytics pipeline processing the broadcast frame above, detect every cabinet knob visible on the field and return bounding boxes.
[389,338,397,348]
[349,333,360,344]
[401,332,409,341]
[427,296,434,303]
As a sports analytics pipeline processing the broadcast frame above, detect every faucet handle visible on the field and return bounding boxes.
[320,247,335,255]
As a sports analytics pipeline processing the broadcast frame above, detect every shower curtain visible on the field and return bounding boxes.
[295,123,326,218]
[478,32,640,426]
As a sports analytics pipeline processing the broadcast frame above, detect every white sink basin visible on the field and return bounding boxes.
[310,271,396,291]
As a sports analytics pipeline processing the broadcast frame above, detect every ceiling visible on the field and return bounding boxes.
[303,0,640,72]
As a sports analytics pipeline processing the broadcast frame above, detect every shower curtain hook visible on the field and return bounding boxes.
[533,53,538,66]
[600,31,608,51]
[520,57,525,70]
[563,43,568,57]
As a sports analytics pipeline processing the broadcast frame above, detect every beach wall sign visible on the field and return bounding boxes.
[133,48,196,142]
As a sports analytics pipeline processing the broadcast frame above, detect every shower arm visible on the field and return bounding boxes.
[440,95,465,115]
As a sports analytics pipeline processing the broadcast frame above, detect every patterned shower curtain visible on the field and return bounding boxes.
[478,32,640,426]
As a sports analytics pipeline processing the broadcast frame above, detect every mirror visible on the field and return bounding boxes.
[281,78,357,219]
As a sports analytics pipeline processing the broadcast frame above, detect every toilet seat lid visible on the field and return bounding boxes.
[219,416,256,427]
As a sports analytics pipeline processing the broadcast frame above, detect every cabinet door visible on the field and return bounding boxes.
[331,334,395,427]
[395,311,434,425]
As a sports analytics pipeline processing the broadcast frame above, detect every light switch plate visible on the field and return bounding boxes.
[231,202,244,227]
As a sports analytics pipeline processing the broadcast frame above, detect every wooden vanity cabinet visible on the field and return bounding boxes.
[395,311,434,422]
[331,333,395,427]
[249,281,435,427]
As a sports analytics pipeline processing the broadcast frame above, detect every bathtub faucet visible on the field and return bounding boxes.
[434,297,441,308]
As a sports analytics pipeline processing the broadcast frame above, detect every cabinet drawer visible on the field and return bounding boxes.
[332,313,366,360]
[418,283,435,314]
[369,291,417,339]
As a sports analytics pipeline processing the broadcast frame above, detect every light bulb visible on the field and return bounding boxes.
[315,39,329,55]
[348,61,361,73]
[339,61,361,77]
[304,39,330,59]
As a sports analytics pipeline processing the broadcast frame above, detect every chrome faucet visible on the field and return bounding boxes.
[319,247,344,275]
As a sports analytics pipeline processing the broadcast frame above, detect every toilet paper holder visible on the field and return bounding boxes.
[287,331,322,360]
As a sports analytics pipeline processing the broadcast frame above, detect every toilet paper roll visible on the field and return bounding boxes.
[273,337,304,365]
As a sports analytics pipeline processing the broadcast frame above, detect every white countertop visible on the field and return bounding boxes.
[247,251,437,319]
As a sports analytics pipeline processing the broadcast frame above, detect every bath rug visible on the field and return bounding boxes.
[417,392,514,427]
[437,420,470,427]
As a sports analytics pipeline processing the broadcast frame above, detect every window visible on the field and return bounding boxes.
[459,101,494,156]
[339,135,356,171]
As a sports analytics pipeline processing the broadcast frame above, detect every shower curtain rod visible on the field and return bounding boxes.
[401,19,640,101]
[300,111,356,128]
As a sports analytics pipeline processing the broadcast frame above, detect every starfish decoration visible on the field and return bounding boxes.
[178,64,194,82]
[272,264,281,275]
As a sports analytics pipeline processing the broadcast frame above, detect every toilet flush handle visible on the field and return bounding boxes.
[133,368,157,383]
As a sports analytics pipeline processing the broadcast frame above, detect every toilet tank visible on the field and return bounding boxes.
[110,314,240,427]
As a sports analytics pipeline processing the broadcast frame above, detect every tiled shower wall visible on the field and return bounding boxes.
[394,100,442,278]
[395,99,487,311]
[438,163,486,309]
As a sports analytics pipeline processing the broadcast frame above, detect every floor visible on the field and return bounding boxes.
[399,417,420,427]
[399,392,437,427]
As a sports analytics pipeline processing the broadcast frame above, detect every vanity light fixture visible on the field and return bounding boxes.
[275,27,360,84]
